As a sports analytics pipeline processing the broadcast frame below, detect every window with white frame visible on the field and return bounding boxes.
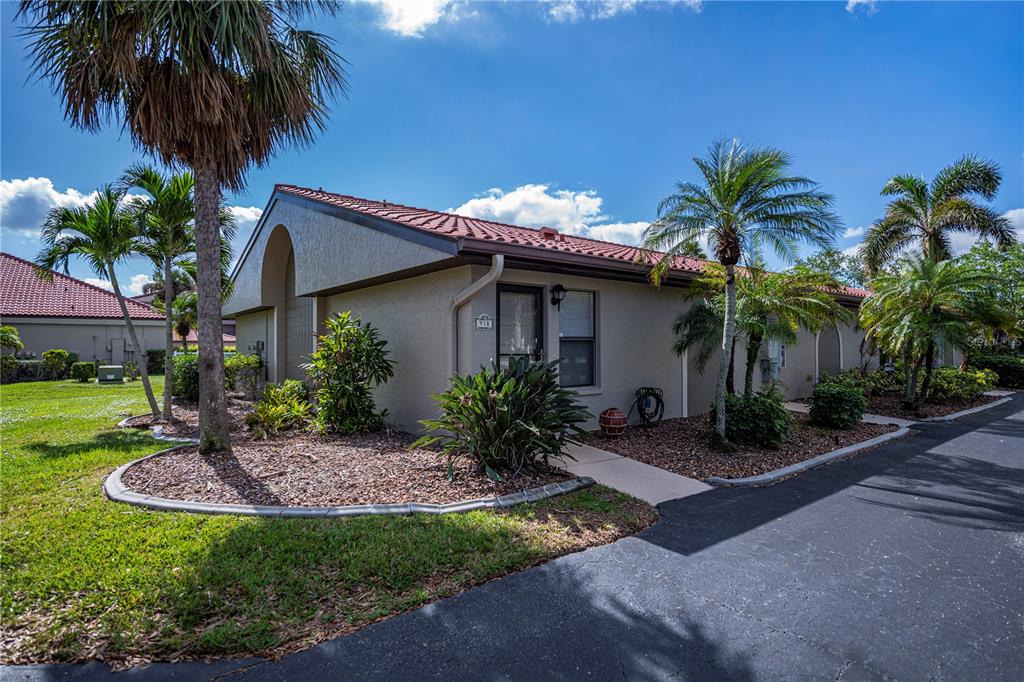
[558,290,596,387]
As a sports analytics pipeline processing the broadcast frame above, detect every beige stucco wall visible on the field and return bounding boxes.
[462,267,688,429]
[3,317,164,364]
[224,198,455,317]
[234,310,274,382]
[324,267,473,432]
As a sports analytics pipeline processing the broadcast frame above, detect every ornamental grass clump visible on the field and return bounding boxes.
[414,357,592,481]
[304,312,395,435]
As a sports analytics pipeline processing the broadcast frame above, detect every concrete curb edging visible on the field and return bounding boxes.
[105,427,595,517]
[705,426,913,488]
[915,396,1012,422]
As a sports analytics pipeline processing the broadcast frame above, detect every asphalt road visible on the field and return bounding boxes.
[8,395,1024,681]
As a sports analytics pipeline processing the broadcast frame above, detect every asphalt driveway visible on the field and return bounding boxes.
[9,396,1024,681]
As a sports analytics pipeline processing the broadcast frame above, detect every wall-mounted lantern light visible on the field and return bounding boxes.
[550,284,567,309]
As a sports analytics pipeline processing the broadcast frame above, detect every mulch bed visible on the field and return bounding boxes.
[864,393,1001,420]
[120,401,570,507]
[590,412,898,481]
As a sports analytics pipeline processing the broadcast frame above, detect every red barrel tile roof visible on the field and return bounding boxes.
[275,184,869,299]
[0,252,164,319]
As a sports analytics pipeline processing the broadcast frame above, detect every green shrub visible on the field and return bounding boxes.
[970,355,1024,388]
[124,361,140,381]
[414,357,591,481]
[41,349,71,380]
[809,383,867,429]
[224,353,263,398]
[245,383,312,439]
[0,355,17,383]
[70,362,97,383]
[171,354,200,402]
[17,360,42,382]
[712,385,791,448]
[145,349,167,374]
[306,312,396,435]
[927,366,997,402]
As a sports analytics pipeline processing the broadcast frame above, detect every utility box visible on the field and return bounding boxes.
[97,365,124,384]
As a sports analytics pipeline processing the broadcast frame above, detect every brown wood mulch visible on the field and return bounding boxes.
[120,401,570,507]
[864,393,1001,420]
[590,412,898,481]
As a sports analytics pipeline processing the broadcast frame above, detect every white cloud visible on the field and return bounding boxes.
[363,0,465,37]
[83,273,153,297]
[451,183,664,246]
[842,244,861,257]
[83,277,113,291]
[846,0,878,15]
[228,205,263,236]
[843,225,866,239]
[0,177,98,239]
[947,207,1024,256]
[548,0,699,23]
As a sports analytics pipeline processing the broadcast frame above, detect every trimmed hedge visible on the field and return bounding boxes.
[171,354,199,402]
[809,383,867,429]
[927,367,997,402]
[41,349,71,380]
[224,353,263,398]
[970,355,1024,388]
[712,387,791,449]
[70,362,97,383]
[145,349,167,374]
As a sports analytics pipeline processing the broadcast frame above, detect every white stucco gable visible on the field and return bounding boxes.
[224,191,459,316]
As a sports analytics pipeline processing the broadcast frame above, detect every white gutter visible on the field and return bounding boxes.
[449,255,504,377]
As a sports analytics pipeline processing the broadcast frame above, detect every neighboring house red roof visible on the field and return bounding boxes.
[274,185,869,299]
[176,330,236,344]
[0,252,164,320]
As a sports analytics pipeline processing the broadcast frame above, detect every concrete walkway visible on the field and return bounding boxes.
[559,442,711,505]
[784,401,917,426]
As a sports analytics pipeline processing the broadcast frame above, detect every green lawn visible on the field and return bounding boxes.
[0,379,655,665]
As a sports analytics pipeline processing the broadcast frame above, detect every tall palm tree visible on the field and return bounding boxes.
[644,139,840,443]
[860,255,999,410]
[122,165,237,420]
[860,156,1014,274]
[35,186,161,418]
[19,1,347,453]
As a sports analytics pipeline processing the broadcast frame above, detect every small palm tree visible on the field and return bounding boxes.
[860,255,999,410]
[676,259,852,397]
[861,156,1014,273]
[123,165,237,420]
[20,0,347,453]
[644,139,840,443]
[35,186,161,418]
[173,292,198,353]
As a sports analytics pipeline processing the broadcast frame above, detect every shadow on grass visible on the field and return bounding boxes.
[22,429,159,460]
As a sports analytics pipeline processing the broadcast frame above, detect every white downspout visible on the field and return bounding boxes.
[450,255,504,378]
[814,331,820,381]
[836,326,844,371]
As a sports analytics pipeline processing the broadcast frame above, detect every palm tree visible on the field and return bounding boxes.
[860,255,999,410]
[675,259,852,398]
[122,165,237,420]
[1,325,24,355]
[35,186,161,418]
[644,139,840,443]
[173,292,198,353]
[19,1,347,453]
[860,156,1014,274]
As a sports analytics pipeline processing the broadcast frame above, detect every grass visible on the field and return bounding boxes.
[0,379,656,665]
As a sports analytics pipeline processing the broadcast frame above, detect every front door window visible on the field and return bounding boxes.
[498,286,543,367]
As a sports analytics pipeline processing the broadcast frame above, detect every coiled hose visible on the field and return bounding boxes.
[628,386,665,427]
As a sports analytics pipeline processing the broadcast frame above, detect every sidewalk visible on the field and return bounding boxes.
[558,442,710,505]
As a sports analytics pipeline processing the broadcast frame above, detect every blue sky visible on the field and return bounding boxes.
[2,0,1021,291]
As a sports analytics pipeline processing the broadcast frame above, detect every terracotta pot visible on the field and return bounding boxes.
[599,407,627,437]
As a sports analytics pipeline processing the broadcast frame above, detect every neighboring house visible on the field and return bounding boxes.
[0,252,165,364]
[224,185,879,432]
[131,291,237,338]
[174,330,237,350]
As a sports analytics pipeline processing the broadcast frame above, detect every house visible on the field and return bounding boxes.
[224,185,884,432]
[0,252,165,364]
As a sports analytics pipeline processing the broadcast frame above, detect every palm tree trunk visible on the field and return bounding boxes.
[162,255,174,420]
[194,162,231,454]
[917,340,936,407]
[713,263,737,444]
[906,355,925,411]
[902,348,914,407]
[744,332,762,396]
[107,264,160,418]
[726,337,736,395]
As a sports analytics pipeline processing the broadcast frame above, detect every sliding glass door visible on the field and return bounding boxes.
[497,285,544,367]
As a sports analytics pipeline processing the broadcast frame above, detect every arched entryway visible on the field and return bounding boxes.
[261,225,313,382]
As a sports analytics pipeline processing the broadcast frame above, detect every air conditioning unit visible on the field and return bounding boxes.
[97,365,124,384]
